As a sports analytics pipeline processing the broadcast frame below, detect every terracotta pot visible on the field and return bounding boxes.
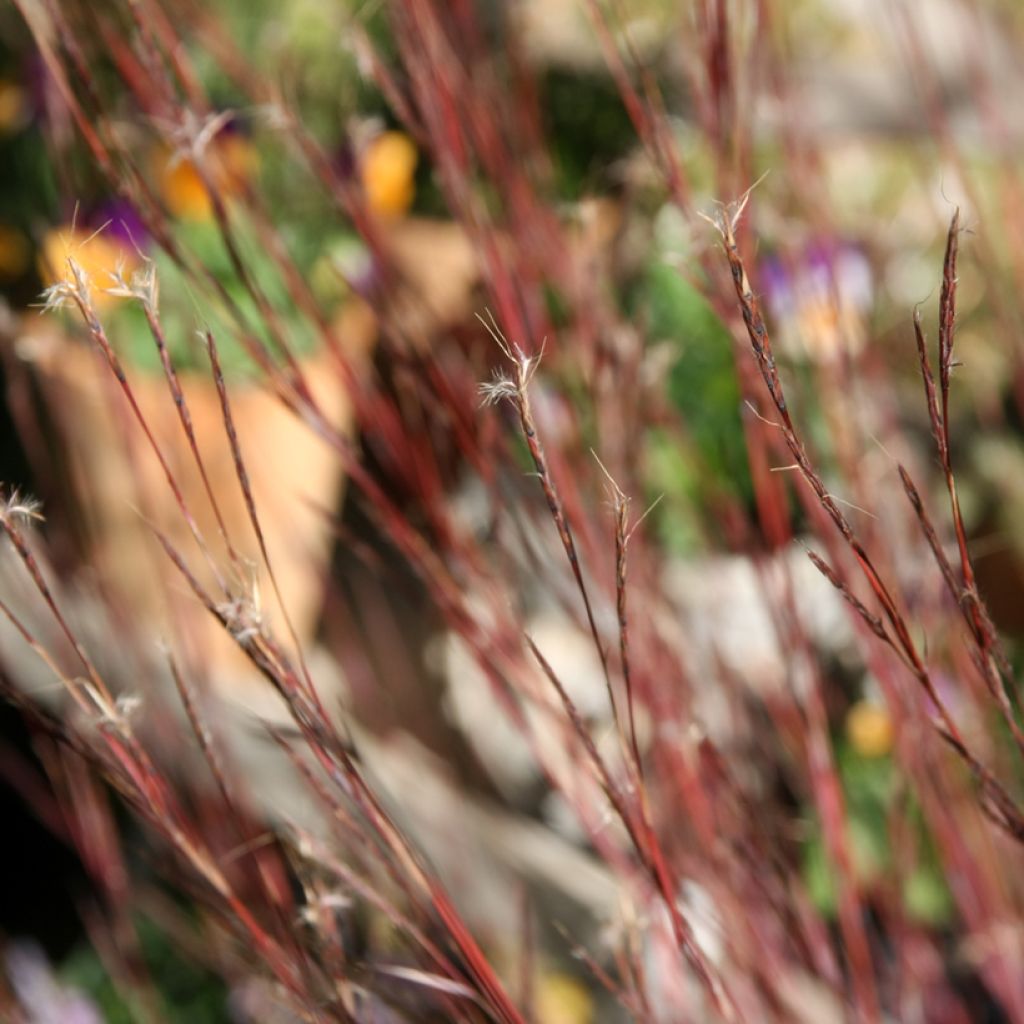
[19,302,376,686]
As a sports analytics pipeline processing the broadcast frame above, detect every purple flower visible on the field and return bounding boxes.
[758,239,873,361]
[5,940,103,1024]
[87,198,150,252]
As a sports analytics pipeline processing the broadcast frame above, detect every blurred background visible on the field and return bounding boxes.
[2,0,1024,1021]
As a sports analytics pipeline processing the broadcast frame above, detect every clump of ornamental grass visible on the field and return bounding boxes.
[3,1,1024,1022]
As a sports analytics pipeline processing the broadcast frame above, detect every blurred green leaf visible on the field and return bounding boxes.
[60,916,228,1023]
[107,216,331,378]
[643,261,752,506]
[904,867,954,927]
[802,743,954,928]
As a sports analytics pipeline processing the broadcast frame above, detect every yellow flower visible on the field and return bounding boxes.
[155,134,259,221]
[38,226,138,310]
[361,130,418,218]
[846,700,893,758]
[535,971,593,1024]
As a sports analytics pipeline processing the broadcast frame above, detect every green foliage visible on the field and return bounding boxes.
[638,258,754,551]
[649,262,750,498]
[108,217,337,379]
[60,916,229,1022]
[644,429,705,554]
[802,745,954,927]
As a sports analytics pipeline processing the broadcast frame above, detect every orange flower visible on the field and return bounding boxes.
[155,133,259,220]
[846,700,893,758]
[360,130,418,218]
[159,157,212,220]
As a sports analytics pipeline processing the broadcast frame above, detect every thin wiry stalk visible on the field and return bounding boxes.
[614,496,644,783]
[190,152,313,403]
[154,522,527,1023]
[203,328,330,716]
[0,504,117,719]
[165,651,300,949]
[707,196,1024,843]
[1,543,314,1006]
[0,590,96,719]
[292,828,474,1014]
[43,259,230,600]
[591,455,657,787]
[128,277,242,572]
[527,635,733,1019]
[908,213,1023,755]
[479,317,621,746]
[26,1,308,400]
[582,0,691,213]
[552,920,650,1022]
